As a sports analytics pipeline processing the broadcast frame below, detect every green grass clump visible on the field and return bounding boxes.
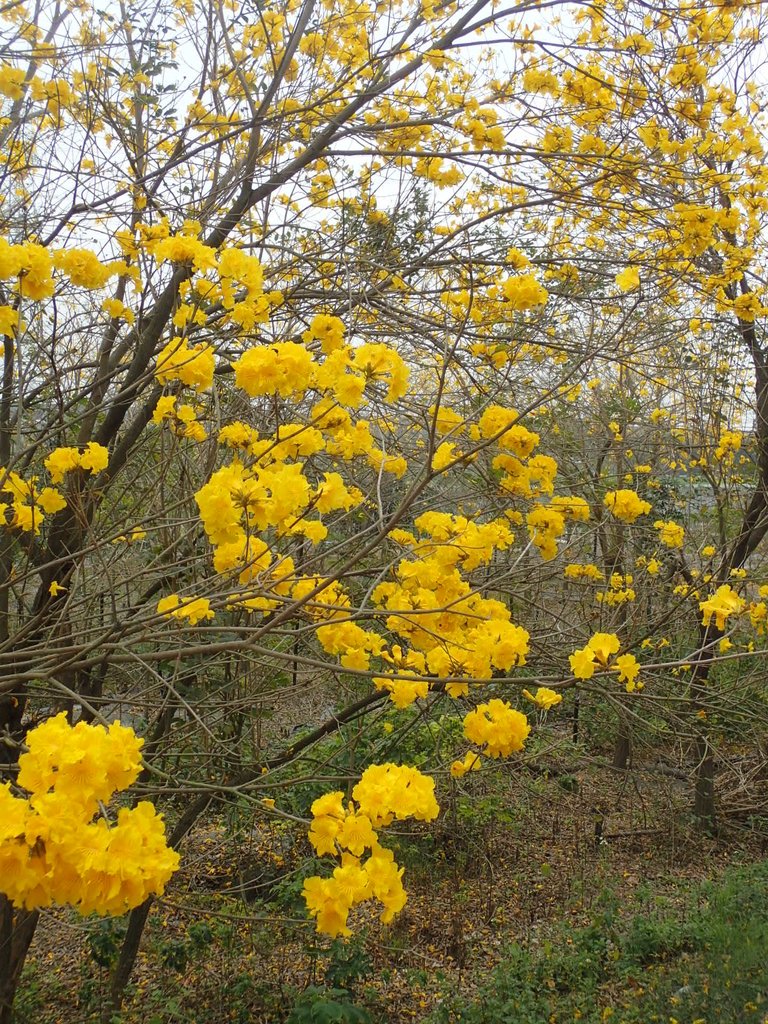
[427,860,768,1024]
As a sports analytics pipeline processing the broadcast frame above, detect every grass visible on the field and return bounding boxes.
[425,859,768,1024]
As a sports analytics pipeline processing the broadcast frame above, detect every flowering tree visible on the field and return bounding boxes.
[1,0,768,1017]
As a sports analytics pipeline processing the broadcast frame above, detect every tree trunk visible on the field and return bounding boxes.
[693,728,717,833]
[0,899,40,1024]
[613,719,632,770]
[109,898,153,1010]
[690,622,718,832]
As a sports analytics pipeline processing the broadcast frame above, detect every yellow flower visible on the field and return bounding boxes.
[654,519,684,548]
[0,64,26,100]
[37,487,66,514]
[152,395,177,424]
[54,248,116,289]
[604,489,651,523]
[232,342,313,399]
[463,699,530,758]
[432,441,459,471]
[588,632,621,665]
[500,273,548,310]
[0,305,19,337]
[699,584,745,630]
[570,646,596,679]
[157,594,214,625]
[44,443,109,482]
[79,442,109,475]
[450,751,482,778]
[614,653,641,692]
[522,687,563,710]
[44,447,81,484]
[156,338,215,391]
[336,813,378,857]
[550,495,590,522]
[302,313,346,353]
[2,713,178,914]
[615,267,640,292]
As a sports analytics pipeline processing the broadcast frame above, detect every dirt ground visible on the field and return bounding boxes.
[18,743,768,1024]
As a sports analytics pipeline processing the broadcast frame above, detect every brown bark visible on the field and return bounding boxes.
[0,899,40,1024]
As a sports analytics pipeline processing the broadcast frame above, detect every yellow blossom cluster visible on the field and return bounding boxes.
[523,686,564,710]
[430,404,465,437]
[470,404,558,498]
[750,599,767,635]
[496,452,559,499]
[191,451,365,620]
[303,764,438,936]
[463,699,530,757]
[550,495,590,521]
[615,266,640,291]
[596,589,635,606]
[596,572,636,606]
[699,584,745,630]
[302,313,346,352]
[714,429,742,464]
[526,495,589,560]
[233,342,313,399]
[155,337,215,392]
[217,422,260,450]
[526,504,565,560]
[157,594,215,626]
[654,520,685,548]
[0,469,67,535]
[410,510,516,571]
[604,489,652,523]
[0,64,25,100]
[499,273,549,311]
[0,238,133,300]
[141,231,280,333]
[414,155,464,187]
[231,338,408,409]
[0,304,20,338]
[314,617,384,673]
[569,632,642,692]
[375,646,429,708]
[323,509,525,698]
[482,408,538,454]
[152,395,207,442]
[0,713,178,913]
[0,239,54,300]
[564,563,605,582]
[44,443,109,485]
[53,248,122,289]
[450,750,482,779]
[102,298,134,324]
[372,548,529,701]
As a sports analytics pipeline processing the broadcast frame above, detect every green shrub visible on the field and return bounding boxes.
[286,987,372,1024]
[426,861,768,1024]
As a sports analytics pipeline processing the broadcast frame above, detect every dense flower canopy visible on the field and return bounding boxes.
[0,0,767,983]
